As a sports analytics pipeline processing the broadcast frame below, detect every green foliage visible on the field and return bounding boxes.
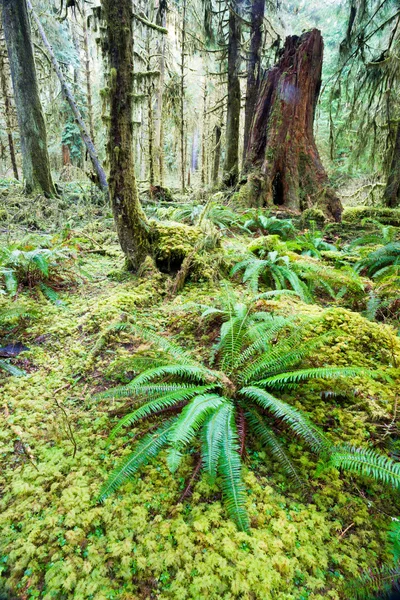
[98,303,379,531]
[243,213,295,240]
[0,242,74,300]
[356,243,400,279]
[231,251,312,301]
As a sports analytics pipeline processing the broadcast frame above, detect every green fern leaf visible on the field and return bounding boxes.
[98,418,178,502]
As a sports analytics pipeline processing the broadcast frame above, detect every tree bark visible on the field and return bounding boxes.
[212,123,222,186]
[26,0,108,192]
[0,41,18,180]
[101,0,151,271]
[155,0,167,186]
[82,4,96,143]
[242,0,265,163]
[384,120,400,207]
[223,0,241,187]
[1,0,55,195]
[244,29,343,221]
[180,0,187,193]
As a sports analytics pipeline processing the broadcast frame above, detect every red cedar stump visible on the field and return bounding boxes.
[243,29,343,222]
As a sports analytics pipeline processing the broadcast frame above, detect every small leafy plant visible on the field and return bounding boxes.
[0,243,75,301]
[243,212,295,240]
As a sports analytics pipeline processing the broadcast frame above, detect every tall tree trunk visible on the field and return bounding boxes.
[101,0,151,271]
[148,82,155,188]
[1,0,55,195]
[180,0,187,193]
[155,0,167,186]
[26,0,108,192]
[244,29,343,221]
[201,82,208,186]
[82,5,96,143]
[212,123,221,186]
[384,120,400,207]
[223,0,241,187]
[242,0,265,163]
[0,41,18,179]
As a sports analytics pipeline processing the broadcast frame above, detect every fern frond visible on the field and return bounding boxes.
[218,405,250,532]
[128,323,196,364]
[167,394,226,471]
[98,418,177,501]
[329,445,400,489]
[258,367,368,389]
[202,404,231,481]
[240,387,329,452]
[125,363,216,387]
[97,382,200,401]
[245,408,305,488]
[109,386,216,439]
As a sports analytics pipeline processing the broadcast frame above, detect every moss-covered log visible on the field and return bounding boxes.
[101,0,151,271]
[1,0,55,196]
[244,29,343,221]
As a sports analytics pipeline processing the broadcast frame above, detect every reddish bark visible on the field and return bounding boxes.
[244,29,343,221]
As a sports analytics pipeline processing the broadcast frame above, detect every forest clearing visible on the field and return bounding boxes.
[0,0,400,598]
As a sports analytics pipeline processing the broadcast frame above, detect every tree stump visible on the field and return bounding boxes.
[244,29,343,221]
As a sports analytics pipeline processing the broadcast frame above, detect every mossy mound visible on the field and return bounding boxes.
[151,220,204,273]
[342,206,400,227]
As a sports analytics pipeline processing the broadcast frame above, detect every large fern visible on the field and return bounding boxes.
[97,302,388,531]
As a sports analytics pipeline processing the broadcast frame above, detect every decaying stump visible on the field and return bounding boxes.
[244,29,343,221]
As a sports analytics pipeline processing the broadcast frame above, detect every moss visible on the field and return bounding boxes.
[248,234,290,255]
[300,207,326,228]
[342,206,400,227]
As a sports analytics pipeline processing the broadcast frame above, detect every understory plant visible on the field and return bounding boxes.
[356,242,400,279]
[97,305,400,531]
[231,251,364,303]
[243,212,295,239]
[0,243,74,301]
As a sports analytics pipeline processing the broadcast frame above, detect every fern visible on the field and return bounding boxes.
[328,446,400,489]
[218,405,250,532]
[98,418,178,502]
[98,306,390,530]
[0,359,26,377]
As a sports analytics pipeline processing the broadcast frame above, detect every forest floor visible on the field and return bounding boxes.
[1,180,400,600]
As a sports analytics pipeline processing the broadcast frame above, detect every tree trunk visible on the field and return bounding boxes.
[1,0,55,195]
[62,144,71,166]
[212,123,221,186]
[180,0,187,193]
[384,120,400,207]
[26,0,108,192]
[155,0,167,186]
[201,82,208,186]
[82,4,96,143]
[101,0,151,271]
[223,0,241,187]
[244,29,342,221]
[0,41,18,180]
[242,0,265,163]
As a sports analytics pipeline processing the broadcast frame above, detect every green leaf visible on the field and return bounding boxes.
[98,418,178,502]
[218,405,250,532]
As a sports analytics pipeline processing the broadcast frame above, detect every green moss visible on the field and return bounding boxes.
[300,207,326,228]
[342,206,400,227]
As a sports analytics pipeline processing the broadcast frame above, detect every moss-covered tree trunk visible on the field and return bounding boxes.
[0,40,18,180]
[101,0,151,271]
[384,120,400,208]
[223,0,241,187]
[1,0,55,196]
[244,29,343,221]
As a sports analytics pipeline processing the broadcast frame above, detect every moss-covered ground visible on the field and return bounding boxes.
[1,183,400,599]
